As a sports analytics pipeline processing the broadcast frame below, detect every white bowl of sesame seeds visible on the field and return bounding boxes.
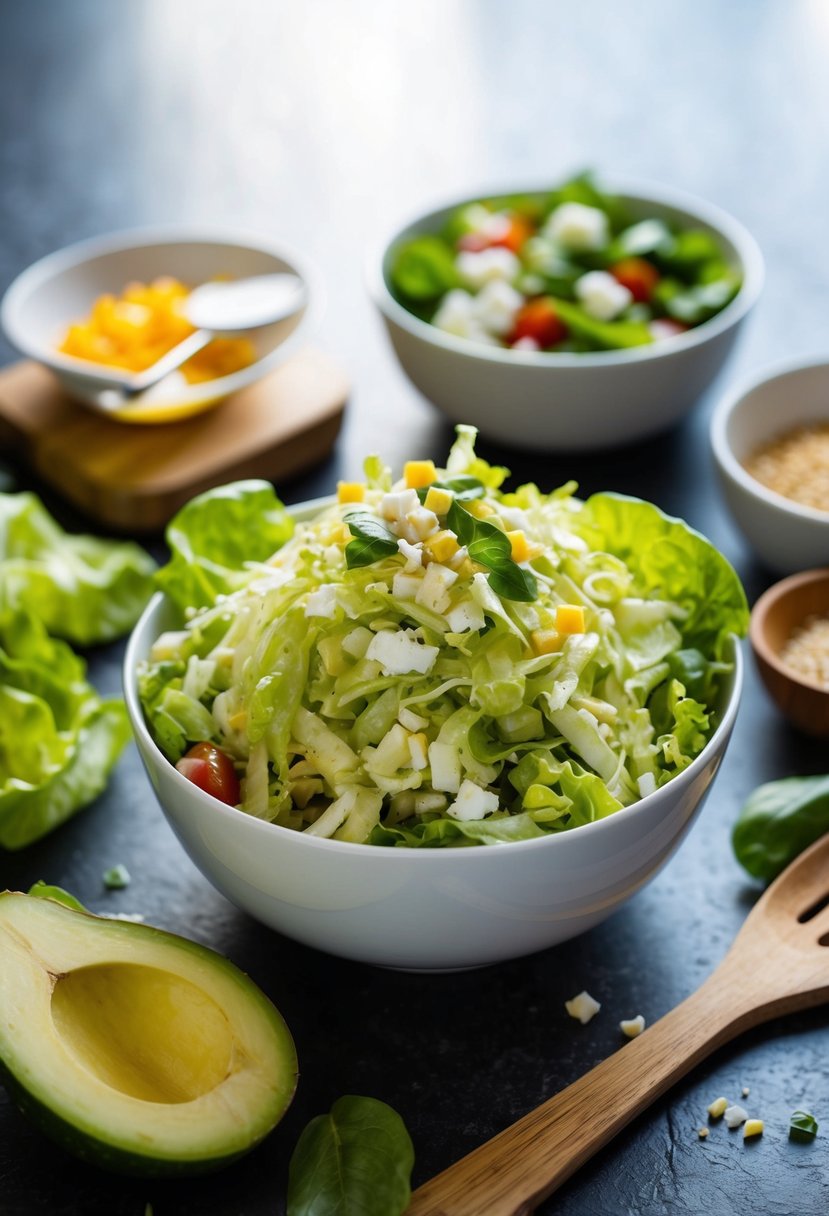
[711,357,829,574]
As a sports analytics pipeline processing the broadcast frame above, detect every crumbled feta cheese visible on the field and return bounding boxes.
[398,706,428,732]
[619,1014,646,1038]
[743,1119,764,1139]
[456,247,521,289]
[381,488,420,521]
[545,202,609,251]
[392,572,422,601]
[472,278,524,337]
[446,598,486,633]
[707,1097,728,1119]
[565,991,601,1024]
[498,505,529,532]
[428,741,461,793]
[741,1086,750,1098]
[304,585,338,618]
[365,629,439,676]
[724,1104,748,1129]
[408,732,429,771]
[698,1127,709,1140]
[575,270,633,321]
[397,537,424,572]
[400,506,440,543]
[432,288,476,338]
[446,778,499,821]
[416,562,458,614]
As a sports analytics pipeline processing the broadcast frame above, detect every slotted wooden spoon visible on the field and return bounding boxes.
[409,834,829,1216]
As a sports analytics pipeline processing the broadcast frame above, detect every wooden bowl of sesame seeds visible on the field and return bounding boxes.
[750,568,829,737]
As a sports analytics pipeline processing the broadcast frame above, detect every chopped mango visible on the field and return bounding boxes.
[507,530,531,562]
[423,486,453,515]
[466,499,496,519]
[404,460,437,490]
[531,628,563,655]
[555,604,586,634]
[424,529,460,563]
[337,481,366,504]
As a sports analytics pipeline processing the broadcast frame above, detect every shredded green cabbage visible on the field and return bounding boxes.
[139,428,747,847]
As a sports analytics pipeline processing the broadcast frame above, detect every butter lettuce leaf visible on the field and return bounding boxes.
[156,480,294,614]
[0,611,131,850]
[0,493,156,645]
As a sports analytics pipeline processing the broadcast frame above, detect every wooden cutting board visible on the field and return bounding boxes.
[0,349,348,532]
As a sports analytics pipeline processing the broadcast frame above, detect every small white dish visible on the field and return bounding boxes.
[711,357,829,574]
[1,227,321,424]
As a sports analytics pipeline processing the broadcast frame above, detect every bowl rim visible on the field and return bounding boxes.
[749,566,829,693]
[0,223,325,399]
[710,354,829,525]
[367,174,765,369]
[123,493,744,863]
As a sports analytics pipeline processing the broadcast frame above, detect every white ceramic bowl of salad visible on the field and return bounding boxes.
[369,175,763,451]
[711,357,829,574]
[1,227,320,424]
[124,432,746,970]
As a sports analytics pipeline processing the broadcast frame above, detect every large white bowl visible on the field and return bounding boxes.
[711,357,829,574]
[369,180,763,451]
[123,503,743,971]
[1,227,321,424]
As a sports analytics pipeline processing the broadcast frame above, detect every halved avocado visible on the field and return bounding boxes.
[0,891,297,1175]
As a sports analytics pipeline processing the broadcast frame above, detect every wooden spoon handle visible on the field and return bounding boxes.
[408,969,761,1216]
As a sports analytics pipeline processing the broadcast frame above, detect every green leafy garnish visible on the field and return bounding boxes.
[790,1110,819,1142]
[416,475,486,504]
[448,499,537,602]
[103,864,131,890]
[732,775,829,882]
[344,513,400,568]
[390,234,459,302]
[287,1095,414,1216]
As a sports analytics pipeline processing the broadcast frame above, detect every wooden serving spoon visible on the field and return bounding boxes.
[409,834,829,1216]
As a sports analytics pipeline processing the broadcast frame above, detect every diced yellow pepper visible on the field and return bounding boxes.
[555,604,586,634]
[466,499,495,519]
[743,1119,764,1139]
[507,530,531,563]
[531,629,564,655]
[423,486,453,515]
[337,481,366,504]
[424,529,460,563]
[404,460,437,489]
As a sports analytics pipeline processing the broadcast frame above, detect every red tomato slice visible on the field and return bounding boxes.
[176,742,241,806]
[610,257,660,303]
[489,215,534,254]
[510,298,568,348]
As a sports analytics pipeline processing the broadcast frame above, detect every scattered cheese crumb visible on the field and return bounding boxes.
[741,1086,750,1097]
[698,1127,709,1140]
[619,1014,646,1038]
[446,779,499,822]
[565,991,601,1024]
[743,1119,764,1139]
[724,1104,748,1129]
[707,1097,728,1119]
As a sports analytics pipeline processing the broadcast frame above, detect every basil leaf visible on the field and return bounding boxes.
[416,475,486,504]
[447,500,538,603]
[287,1095,414,1216]
[344,512,399,569]
[790,1110,819,1142]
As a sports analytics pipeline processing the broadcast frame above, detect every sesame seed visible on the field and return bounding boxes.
[779,614,829,690]
[743,423,829,513]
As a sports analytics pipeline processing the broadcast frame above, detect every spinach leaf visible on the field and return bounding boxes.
[287,1095,414,1216]
[732,775,829,881]
[344,513,399,568]
[790,1110,819,1142]
[416,475,485,504]
[390,235,459,302]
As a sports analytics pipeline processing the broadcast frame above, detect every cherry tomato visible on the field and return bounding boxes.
[489,214,534,254]
[509,298,568,349]
[610,257,660,303]
[176,742,241,806]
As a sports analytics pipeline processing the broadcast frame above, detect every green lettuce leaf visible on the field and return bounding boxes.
[0,611,131,849]
[0,492,155,645]
[156,480,294,614]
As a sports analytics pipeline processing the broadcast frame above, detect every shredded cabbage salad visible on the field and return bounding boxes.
[139,428,748,847]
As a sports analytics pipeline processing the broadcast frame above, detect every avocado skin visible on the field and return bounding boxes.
[0,1056,273,1177]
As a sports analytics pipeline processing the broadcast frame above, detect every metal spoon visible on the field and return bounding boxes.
[89,273,307,411]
